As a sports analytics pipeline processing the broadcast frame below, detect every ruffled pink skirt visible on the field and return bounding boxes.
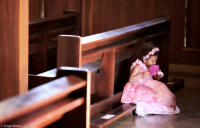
[121,78,180,116]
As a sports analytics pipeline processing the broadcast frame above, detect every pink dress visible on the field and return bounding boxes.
[121,59,180,116]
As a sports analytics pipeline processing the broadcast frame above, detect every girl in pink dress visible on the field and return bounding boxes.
[121,43,180,116]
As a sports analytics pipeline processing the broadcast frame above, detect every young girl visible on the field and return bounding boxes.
[121,43,180,116]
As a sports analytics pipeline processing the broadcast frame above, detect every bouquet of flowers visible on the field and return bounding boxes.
[149,65,160,76]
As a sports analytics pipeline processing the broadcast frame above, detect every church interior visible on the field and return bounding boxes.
[0,0,200,128]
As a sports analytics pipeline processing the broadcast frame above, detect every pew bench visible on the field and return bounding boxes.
[30,16,184,128]
[57,16,185,128]
[0,67,91,128]
[29,13,79,74]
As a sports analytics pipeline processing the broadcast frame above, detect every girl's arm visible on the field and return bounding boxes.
[129,65,151,82]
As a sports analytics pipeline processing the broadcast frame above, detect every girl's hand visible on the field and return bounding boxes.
[153,73,163,80]
[143,71,151,77]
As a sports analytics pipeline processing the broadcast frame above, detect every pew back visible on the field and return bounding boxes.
[57,16,170,103]
[29,13,79,74]
[0,67,91,128]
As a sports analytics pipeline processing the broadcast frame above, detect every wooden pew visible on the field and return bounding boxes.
[0,67,90,128]
[56,16,174,127]
[29,13,79,74]
[31,16,184,127]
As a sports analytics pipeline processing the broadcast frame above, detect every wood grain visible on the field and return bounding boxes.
[81,0,199,64]
[29,15,78,74]
[0,75,86,123]
[29,0,81,20]
[0,0,28,101]
[186,0,200,49]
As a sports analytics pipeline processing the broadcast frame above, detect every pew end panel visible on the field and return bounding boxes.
[57,35,82,67]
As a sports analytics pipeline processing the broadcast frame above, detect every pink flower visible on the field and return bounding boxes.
[149,65,160,76]
[143,48,159,60]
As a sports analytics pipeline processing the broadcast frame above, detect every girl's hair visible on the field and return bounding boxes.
[140,43,159,59]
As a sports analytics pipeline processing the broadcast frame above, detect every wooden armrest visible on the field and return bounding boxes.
[91,104,136,128]
[82,61,101,72]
